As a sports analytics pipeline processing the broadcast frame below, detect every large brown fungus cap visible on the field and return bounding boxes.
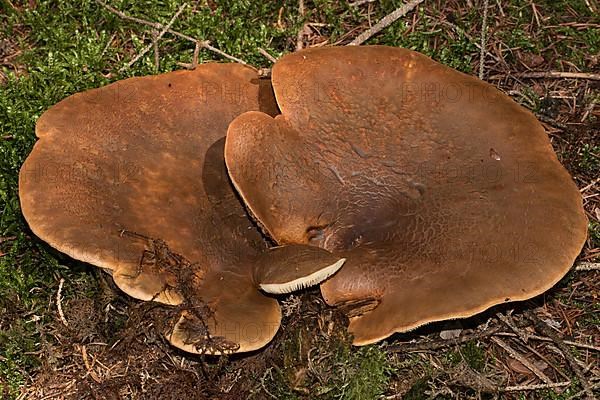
[225,46,588,345]
[20,63,344,354]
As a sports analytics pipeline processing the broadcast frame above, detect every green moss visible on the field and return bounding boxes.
[403,377,430,400]
[268,323,395,399]
[578,144,600,176]
[343,346,394,399]
[460,341,486,372]
[537,380,585,399]
[589,221,600,250]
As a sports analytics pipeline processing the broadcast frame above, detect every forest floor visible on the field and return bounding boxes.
[1,0,598,399]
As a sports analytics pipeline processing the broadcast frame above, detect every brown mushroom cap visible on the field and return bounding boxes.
[224,46,588,345]
[19,64,343,354]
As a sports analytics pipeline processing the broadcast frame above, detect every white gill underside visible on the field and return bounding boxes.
[259,258,346,294]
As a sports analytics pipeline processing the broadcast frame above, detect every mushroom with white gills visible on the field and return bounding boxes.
[19,63,345,354]
[224,46,588,346]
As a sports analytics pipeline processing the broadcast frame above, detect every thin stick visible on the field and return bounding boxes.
[258,47,278,63]
[536,113,568,130]
[517,71,600,80]
[56,278,68,327]
[80,345,101,383]
[351,0,376,6]
[495,0,505,16]
[122,3,187,70]
[297,0,306,50]
[95,0,247,65]
[96,0,162,28]
[579,178,600,193]
[573,383,600,400]
[100,33,116,58]
[497,312,530,343]
[479,0,490,79]
[348,0,425,46]
[581,101,596,122]
[0,236,16,243]
[152,29,160,71]
[260,367,278,399]
[493,321,573,382]
[192,40,200,69]
[177,40,202,70]
[203,42,248,65]
[388,326,503,352]
[527,312,596,400]
[494,332,600,353]
[575,262,600,271]
[501,381,571,392]
[491,337,553,384]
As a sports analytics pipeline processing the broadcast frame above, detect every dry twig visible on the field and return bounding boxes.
[494,332,600,356]
[496,312,530,343]
[479,0,490,79]
[491,336,553,384]
[580,178,600,193]
[80,345,101,383]
[152,29,160,70]
[0,235,17,243]
[517,71,600,80]
[296,0,306,50]
[351,0,376,6]
[258,47,278,64]
[526,311,596,400]
[348,0,426,46]
[95,0,247,65]
[501,381,572,392]
[388,326,503,352]
[56,278,69,327]
[575,262,600,271]
[122,3,187,71]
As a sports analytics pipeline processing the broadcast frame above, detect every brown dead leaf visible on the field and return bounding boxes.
[507,358,549,376]
[517,51,546,68]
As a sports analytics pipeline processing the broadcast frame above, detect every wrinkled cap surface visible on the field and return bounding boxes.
[225,46,588,345]
[20,64,286,353]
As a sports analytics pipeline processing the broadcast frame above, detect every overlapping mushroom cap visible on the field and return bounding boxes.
[225,46,588,345]
[19,63,344,354]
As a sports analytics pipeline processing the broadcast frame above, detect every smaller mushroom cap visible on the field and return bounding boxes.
[255,244,345,294]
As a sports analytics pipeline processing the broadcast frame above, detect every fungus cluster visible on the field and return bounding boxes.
[20,46,587,354]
